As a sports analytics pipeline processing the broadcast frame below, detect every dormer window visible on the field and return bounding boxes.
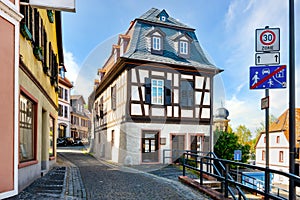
[180,41,188,55]
[173,33,192,58]
[146,28,165,55]
[112,45,120,63]
[152,36,161,51]
[161,16,166,21]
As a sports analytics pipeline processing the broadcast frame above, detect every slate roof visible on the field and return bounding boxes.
[122,8,221,73]
[137,8,193,30]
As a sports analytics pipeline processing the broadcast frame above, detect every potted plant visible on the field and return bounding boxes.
[33,46,43,61]
[20,22,33,41]
[47,10,54,23]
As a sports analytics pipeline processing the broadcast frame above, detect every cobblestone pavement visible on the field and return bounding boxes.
[7,147,211,200]
[63,151,210,200]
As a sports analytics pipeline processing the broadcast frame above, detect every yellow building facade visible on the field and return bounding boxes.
[18,5,62,191]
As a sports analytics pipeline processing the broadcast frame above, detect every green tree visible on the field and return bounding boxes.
[235,125,252,145]
[227,124,233,133]
[214,130,250,163]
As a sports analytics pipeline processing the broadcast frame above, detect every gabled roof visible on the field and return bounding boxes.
[71,95,86,105]
[255,108,300,148]
[268,108,300,140]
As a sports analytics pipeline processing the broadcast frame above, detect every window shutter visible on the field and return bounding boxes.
[180,80,188,107]
[111,86,116,110]
[187,81,194,107]
[164,80,171,105]
[145,78,151,104]
[180,80,194,107]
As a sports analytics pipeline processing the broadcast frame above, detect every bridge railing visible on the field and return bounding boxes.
[181,152,300,200]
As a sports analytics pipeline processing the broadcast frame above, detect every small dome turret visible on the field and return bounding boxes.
[214,107,229,120]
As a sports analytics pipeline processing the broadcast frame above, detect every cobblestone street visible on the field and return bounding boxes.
[8,147,210,199]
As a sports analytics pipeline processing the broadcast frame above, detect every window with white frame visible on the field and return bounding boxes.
[151,79,164,105]
[179,41,188,55]
[152,36,161,51]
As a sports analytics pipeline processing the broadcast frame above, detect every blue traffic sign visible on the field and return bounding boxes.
[250,65,287,89]
[234,150,242,161]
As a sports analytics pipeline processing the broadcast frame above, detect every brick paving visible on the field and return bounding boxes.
[6,147,211,200]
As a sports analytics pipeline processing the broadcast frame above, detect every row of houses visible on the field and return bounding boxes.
[0,0,76,198]
[57,67,90,141]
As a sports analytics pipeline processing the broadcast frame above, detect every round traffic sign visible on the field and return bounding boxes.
[260,30,276,45]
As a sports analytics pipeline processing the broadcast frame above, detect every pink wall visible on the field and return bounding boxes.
[0,16,15,193]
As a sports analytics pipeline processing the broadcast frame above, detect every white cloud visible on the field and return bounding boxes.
[224,0,238,30]
[226,95,264,134]
[64,50,80,83]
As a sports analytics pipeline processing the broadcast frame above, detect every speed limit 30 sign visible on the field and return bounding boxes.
[256,28,280,52]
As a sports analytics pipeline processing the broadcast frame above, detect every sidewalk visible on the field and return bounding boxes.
[7,155,86,200]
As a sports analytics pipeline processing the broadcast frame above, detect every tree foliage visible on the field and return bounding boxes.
[251,114,278,154]
[235,125,252,145]
[214,130,250,163]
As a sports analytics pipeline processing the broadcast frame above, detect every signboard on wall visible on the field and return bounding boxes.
[29,0,76,12]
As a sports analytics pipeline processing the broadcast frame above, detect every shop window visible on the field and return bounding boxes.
[19,93,37,163]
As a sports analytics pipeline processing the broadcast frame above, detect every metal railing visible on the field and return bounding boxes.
[181,152,300,200]
[162,149,207,164]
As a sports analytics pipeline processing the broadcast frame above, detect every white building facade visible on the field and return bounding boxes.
[255,108,300,184]
[58,66,73,138]
[90,8,222,165]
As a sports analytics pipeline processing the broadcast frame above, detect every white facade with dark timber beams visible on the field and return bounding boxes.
[89,8,223,165]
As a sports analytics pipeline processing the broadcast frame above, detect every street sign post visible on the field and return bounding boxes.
[255,52,280,65]
[256,28,280,52]
[249,65,287,89]
[261,96,269,110]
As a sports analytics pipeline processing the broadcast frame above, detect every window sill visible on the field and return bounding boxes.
[18,160,38,169]
[151,49,163,55]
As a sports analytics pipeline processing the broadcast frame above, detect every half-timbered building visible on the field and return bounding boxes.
[90,8,222,165]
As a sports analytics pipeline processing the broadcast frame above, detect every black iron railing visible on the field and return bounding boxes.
[181,152,300,200]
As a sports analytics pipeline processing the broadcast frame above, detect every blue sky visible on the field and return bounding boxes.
[62,0,300,133]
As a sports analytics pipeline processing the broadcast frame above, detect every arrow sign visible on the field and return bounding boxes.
[250,65,287,89]
[255,52,280,65]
